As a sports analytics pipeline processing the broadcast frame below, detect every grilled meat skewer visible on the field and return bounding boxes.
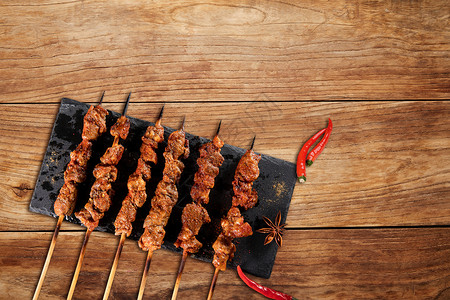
[138,124,190,252]
[33,93,107,300]
[54,101,108,216]
[175,131,224,253]
[102,106,165,300]
[67,93,132,300]
[171,123,224,300]
[207,138,261,300]
[212,148,261,271]
[74,116,130,231]
[137,121,189,300]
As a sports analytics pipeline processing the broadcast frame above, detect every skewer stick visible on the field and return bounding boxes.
[113,136,120,146]
[206,267,220,300]
[250,135,256,150]
[32,215,64,300]
[67,229,93,300]
[156,104,164,126]
[215,120,222,138]
[137,250,153,300]
[170,250,189,300]
[99,91,105,105]
[181,116,186,131]
[103,233,126,300]
[123,92,131,116]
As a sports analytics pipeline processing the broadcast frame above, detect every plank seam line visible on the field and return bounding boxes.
[285,225,450,230]
[1,99,450,105]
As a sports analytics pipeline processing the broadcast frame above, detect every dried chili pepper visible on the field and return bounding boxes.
[306,118,332,166]
[237,266,298,300]
[296,127,326,183]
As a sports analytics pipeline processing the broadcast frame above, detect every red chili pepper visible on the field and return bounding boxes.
[237,266,297,300]
[296,127,326,183]
[306,118,333,166]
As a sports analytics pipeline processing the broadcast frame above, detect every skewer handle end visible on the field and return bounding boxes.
[206,267,220,300]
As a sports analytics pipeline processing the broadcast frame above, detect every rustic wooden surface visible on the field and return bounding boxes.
[0,0,449,299]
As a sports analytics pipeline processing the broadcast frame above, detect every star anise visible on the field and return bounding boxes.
[257,211,286,247]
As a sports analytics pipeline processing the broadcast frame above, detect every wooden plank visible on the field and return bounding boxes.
[0,0,449,103]
[0,228,448,299]
[0,101,449,231]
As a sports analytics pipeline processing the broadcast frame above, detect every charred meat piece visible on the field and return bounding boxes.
[110,115,131,140]
[212,234,235,271]
[189,184,211,206]
[135,158,152,181]
[54,182,78,216]
[221,207,253,238]
[75,207,99,232]
[231,150,260,208]
[69,139,92,166]
[138,226,165,252]
[161,158,184,183]
[140,143,158,165]
[64,163,87,183]
[231,181,258,209]
[143,205,170,228]
[90,178,113,212]
[113,195,136,236]
[100,144,124,165]
[93,164,118,181]
[174,203,211,253]
[234,150,261,182]
[142,124,164,146]
[82,105,108,141]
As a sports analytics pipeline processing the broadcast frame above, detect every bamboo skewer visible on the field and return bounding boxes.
[206,267,220,300]
[32,215,64,300]
[102,232,126,300]
[250,135,256,150]
[66,228,92,300]
[137,250,153,300]
[171,250,189,300]
[66,94,131,299]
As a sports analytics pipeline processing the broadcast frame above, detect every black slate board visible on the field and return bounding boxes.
[29,98,296,279]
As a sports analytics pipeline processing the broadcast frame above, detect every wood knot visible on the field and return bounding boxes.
[12,183,32,198]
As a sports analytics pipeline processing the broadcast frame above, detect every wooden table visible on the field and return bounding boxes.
[1,1,449,299]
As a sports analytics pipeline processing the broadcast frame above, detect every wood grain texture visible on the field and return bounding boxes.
[1,228,448,299]
[0,0,449,103]
[0,101,449,232]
